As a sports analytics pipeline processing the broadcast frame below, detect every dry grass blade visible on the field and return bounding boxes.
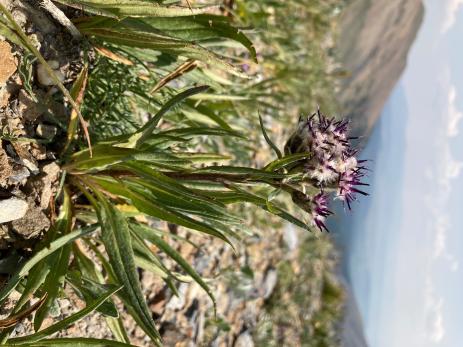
[39,0,82,39]
[94,46,133,66]
[0,294,47,329]
[63,65,89,155]
[150,60,198,94]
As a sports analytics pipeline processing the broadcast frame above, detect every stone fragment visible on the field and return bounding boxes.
[0,197,28,224]
[262,268,278,299]
[37,61,65,86]
[0,41,17,84]
[11,142,39,175]
[8,166,29,185]
[0,145,12,187]
[38,162,60,209]
[10,203,50,238]
[235,331,254,347]
[36,123,57,140]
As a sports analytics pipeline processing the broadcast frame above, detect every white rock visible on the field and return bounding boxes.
[0,197,28,224]
[36,123,57,140]
[37,61,64,86]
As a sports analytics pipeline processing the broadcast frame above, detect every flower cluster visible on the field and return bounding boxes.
[286,110,369,229]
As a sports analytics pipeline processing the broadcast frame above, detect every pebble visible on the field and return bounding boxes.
[37,60,65,86]
[36,123,57,140]
[0,197,28,224]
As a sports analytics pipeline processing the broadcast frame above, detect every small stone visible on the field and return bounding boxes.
[235,331,254,347]
[262,269,278,299]
[21,158,39,175]
[0,197,28,224]
[0,145,12,187]
[38,162,60,209]
[36,123,57,140]
[8,166,30,185]
[283,223,299,251]
[10,203,50,238]
[37,61,64,86]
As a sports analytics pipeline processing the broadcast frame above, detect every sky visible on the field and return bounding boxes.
[331,1,463,346]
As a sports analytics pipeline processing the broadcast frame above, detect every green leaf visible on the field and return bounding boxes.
[264,153,311,172]
[72,245,130,343]
[94,193,162,346]
[189,165,287,180]
[131,223,217,315]
[259,113,282,159]
[77,18,247,77]
[67,273,119,318]
[141,15,257,61]
[0,227,94,305]
[118,86,210,148]
[9,286,122,345]
[89,176,234,246]
[34,190,74,330]
[55,0,210,18]
[12,337,136,346]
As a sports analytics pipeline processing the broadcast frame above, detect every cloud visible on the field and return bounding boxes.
[431,310,445,343]
[424,278,446,344]
[433,215,449,258]
[442,0,463,33]
[447,86,463,137]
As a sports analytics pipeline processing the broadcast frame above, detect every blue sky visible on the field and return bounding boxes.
[332,1,463,346]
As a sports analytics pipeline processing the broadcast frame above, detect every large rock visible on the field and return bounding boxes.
[335,0,424,141]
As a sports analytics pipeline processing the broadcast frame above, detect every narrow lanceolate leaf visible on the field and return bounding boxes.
[34,189,74,331]
[12,338,137,346]
[141,15,257,62]
[94,193,162,346]
[94,45,133,65]
[118,86,210,149]
[73,244,130,343]
[150,60,198,94]
[0,227,94,304]
[228,185,311,231]
[89,176,234,246]
[187,166,287,180]
[259,113,282,159]
[63,65,89,155]
[67,274,119,318]
[76,18,247,77]
[54,0,211,18]
[9,287,121,345]
[0,295,47,329]
[264,153,312,172]
[131,223,217,315]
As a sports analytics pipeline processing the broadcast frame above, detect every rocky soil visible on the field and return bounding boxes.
[0,0,83,254]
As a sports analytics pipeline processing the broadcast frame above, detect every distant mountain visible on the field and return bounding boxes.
[335,0,424,140]
[338,276,369,347]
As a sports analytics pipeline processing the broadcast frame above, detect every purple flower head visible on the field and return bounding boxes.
[310,192,333,232]
[337,164,369,210]
[285,109,369,211]
[291,191,333,232]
